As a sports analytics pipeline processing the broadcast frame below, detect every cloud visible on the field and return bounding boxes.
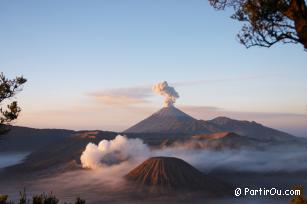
[87,86,152,106]
[85,75,281,107]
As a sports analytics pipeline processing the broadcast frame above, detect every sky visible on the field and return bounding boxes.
[0,0,306,137]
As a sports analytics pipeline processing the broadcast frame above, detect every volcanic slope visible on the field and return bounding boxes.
[124,106,220,134]
[125,156,231,195]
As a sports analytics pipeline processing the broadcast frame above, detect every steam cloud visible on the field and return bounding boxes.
[80,135,150,169]
[81,135,307,172]
[152,81,179,107]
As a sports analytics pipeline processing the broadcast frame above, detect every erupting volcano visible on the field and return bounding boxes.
[125,81,219,134]
[125,81,296,142]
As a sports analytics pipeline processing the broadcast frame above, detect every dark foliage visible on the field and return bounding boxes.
[74,198,85,204]
[209,0,307,50]
[19,189,27,204]
[0,73,26,134]
[32,192,59,204]
[0,195,9,204]
[0,190,85,204]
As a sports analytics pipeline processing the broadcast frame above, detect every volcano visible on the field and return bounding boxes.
[124,106,297,142]
[124,106,220,134]
[125,156,230,194]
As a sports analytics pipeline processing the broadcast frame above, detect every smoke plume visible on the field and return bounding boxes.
[80,135,150,169]
[152,81,179,107]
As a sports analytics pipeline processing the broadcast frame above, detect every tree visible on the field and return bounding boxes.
[209,0,307,50]
[0,72,27,134]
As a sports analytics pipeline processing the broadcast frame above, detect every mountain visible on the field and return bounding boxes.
[209,117,297,142]
[125,156,230,194]
[0,126,74,152]
[124,106,220,134]
[192,131,242,140]
[125,106,297,142]
[1,130,118,178]
[190,131,263,150]
[157,132,264,150]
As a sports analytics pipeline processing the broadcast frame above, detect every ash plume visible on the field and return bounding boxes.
[152,81,179,107]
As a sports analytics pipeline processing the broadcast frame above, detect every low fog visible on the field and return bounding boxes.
[81,135,307,173]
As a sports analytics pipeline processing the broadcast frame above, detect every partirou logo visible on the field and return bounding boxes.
[235,187,301,197]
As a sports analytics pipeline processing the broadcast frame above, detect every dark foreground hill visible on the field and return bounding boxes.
[125,156,231,195]
[0,126,74,152]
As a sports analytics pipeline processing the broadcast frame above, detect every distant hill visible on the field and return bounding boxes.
[189,132,263,150]
[156,132,265,150]
[192,131,241,140]
[209,117,297,142]
[0,126,74,152]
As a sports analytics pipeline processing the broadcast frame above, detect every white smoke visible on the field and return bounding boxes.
[152,81,179,107]
[80,135,150,169]
[81,136,307,172]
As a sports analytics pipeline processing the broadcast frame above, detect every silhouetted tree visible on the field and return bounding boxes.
[209,0,307,50]
[0,190,85,204]
[0,72,26,134]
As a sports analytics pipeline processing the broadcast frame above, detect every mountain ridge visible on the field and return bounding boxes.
[125,106,297,142]
[209,116,296,141]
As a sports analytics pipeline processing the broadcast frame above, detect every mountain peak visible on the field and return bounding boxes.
[125,156,231,194]
[210,116,233,125]
[125,156,210,190]
[152,106,194,119]
[124,106,216,134]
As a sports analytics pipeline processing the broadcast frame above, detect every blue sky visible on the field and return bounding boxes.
[0,0,306,136]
